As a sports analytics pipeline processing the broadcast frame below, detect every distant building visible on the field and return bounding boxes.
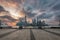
[0,20,1,27]
[1,21,8,27]
[0,20,11,28]
[32,19,37,26]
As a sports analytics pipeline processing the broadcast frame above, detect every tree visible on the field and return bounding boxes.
[16,21,24,29]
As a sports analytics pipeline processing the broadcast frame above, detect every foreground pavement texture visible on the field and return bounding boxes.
[0,29,60,40]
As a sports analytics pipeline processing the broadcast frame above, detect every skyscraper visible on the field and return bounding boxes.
[0,20,1,27]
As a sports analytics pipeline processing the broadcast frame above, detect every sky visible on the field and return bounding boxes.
[0,0,60,26]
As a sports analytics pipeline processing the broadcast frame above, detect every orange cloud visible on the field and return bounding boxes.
[0,1,18,8]
[18,11,25,18]
[27,18,32,23]
[0,0,25,19]
[0,0,26,26]
[7,22,16,26]
[0,11,10,16]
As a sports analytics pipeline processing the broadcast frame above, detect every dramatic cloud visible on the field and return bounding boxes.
[0,5,18,26]
[0,0,60,26]
[0,6,6,12]
[52,4,60,11]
